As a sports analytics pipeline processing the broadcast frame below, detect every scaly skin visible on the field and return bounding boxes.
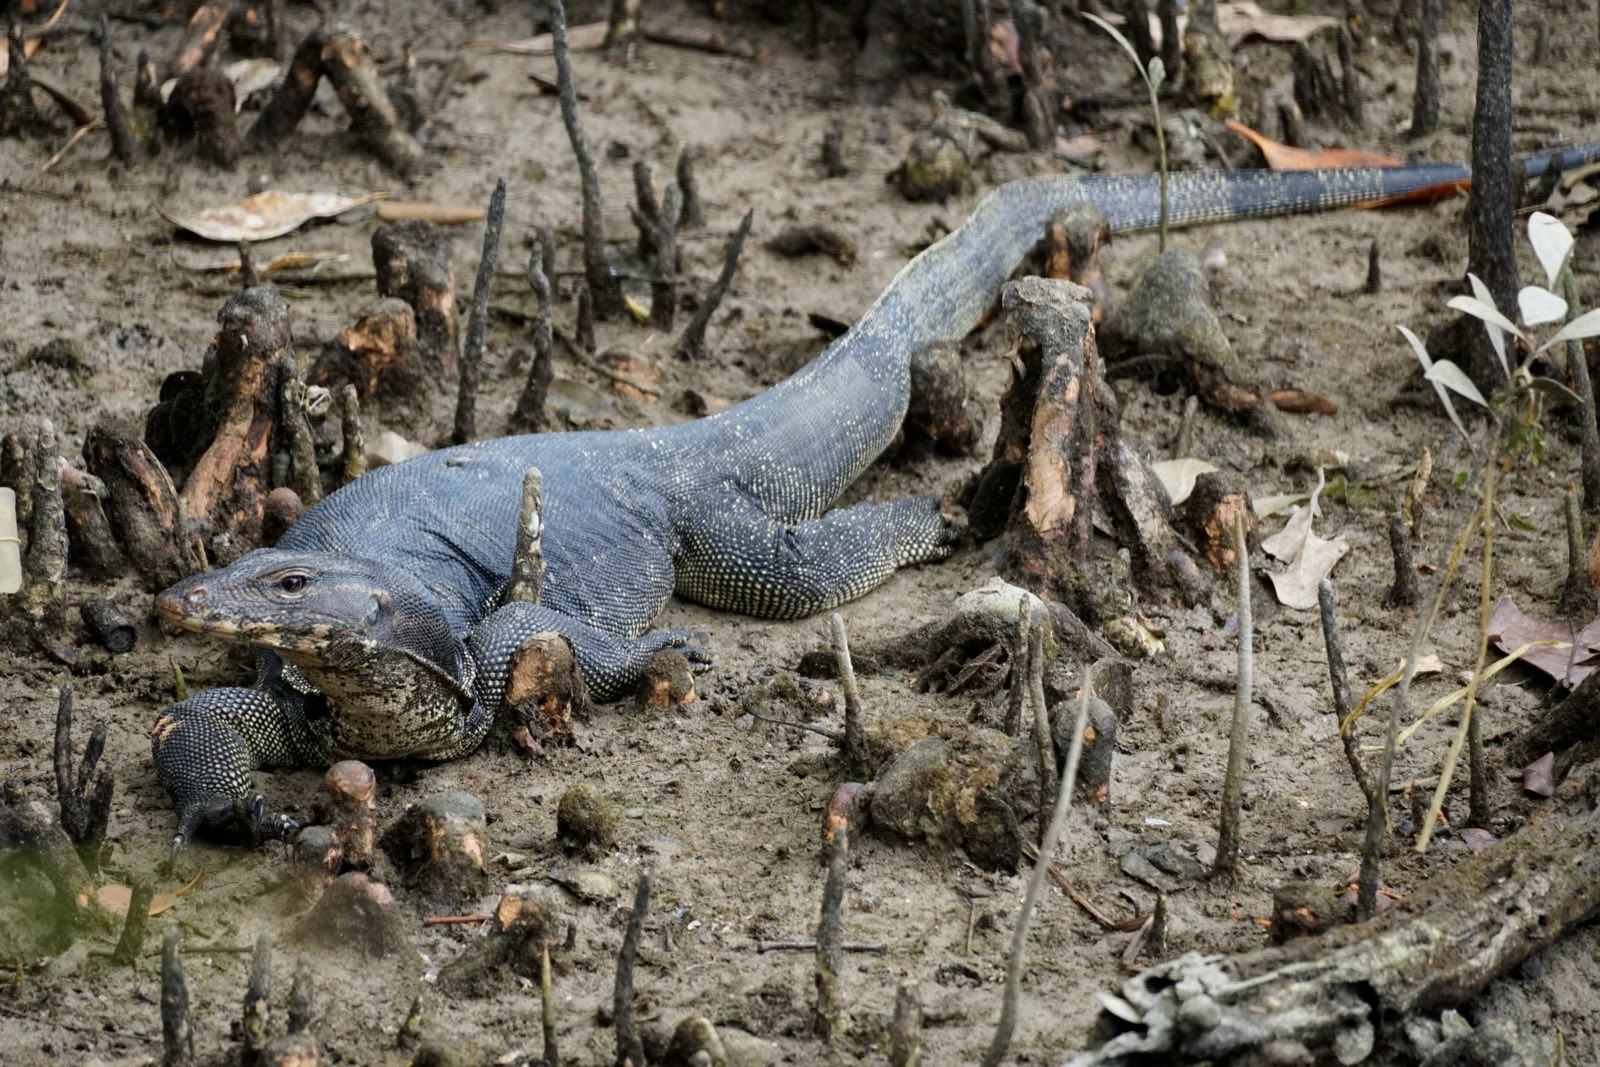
[151,145,1600,851]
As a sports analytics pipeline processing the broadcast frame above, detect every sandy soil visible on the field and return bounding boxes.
[3,0,1599,1063]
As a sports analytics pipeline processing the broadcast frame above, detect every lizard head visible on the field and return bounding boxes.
[156,548,459,672]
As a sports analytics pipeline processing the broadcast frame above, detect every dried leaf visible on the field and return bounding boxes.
[90,883,179,918]
[375,202,488,226]
[464,21,608,54]
[1517,285,1567,327]
[1486,596,1600,687]
[1145,1,1340,47]
[1268,388,1337,415]
[1523,751,1556,798]
[1225,119,1401,171]
[1253,492,1308,518]
[1527,211,1574,287]
[1150,458,1218,506]
[1458,828,1498,854]
[1263,469,1349,610]
[162,191,388,243]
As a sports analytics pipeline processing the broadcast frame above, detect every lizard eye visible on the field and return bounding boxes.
[277,574,307,594]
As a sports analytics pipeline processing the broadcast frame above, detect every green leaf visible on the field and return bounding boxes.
[1526,375,1583,406]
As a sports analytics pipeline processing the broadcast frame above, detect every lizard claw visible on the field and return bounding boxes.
[169,793,298,858]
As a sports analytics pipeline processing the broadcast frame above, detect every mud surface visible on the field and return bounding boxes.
[3,1,1599,1063]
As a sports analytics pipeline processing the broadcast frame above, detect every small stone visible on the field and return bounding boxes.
[1176,993,1221,1032]
[893,128,968,202]
[556,783,619,852]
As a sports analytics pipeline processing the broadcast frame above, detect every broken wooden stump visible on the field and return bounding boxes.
[1181,471,1255,575]
[372,222,456,378]
[313,760,378,869]
[380,791,488,904]
[83,424,194,591]
[1056,695,1116,807]
[504,631,589,755]
[310,299,424,402]
[160,68,238,167]
[896,341,981,461]
[176,288,297,552]
[635,648,696,711]
[60,466,124,579]
[21,420,67,624]
[435,883,566,997]
[1068,795,1600,1065]
[294,872,403,957]
[246,30,323,150]
[80,597,135,654]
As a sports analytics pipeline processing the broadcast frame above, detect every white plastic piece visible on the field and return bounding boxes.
[0,487,20,595]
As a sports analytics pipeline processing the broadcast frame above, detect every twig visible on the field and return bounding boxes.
[1317,580,1374,803]
[813,827,849,1040]
[677,209,753,360]
[1172,393,1199,458]
[614,871,650,1067]
[676,146,705,228]
[643,27,756,60]
[1028,608,1058,845]
[510,234,556,434]
[161,928,194,1067]
[1562,266,1600,514]
[509,469,545,605]
[338,384,364,485]
[33,117,101,178]
[1562,488,1593,620]
[277,362,321,506]
[650,183,681,330]
[981,676,1092,1067]
[1212,511,1253,881]
[758,937,884,953]
[890,981,922,1067]
[23,419,65,621]
[54,683,113,854]
[288,953,313,1035]
[1385,511,1418,608]
[541,942,560,1067]
[631,159,659,260]
[1421,450,1499,844]
[99,16,138,164]
[241,933,272,1064]
[421,913,492,926]
[1409,0,1440,138]
[453,176,508,445]
[1364,239,1381,295]
[1003,598,1028,736]
[110,881,155,965]
[550,0,623,319]
[576,285,595,355]
[830,613,870,772]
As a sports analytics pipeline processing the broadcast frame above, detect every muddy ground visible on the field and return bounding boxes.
[3,0,1600,1063]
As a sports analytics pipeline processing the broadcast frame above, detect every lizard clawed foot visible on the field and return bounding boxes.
[644,629,715,673]
[170,792,300,859]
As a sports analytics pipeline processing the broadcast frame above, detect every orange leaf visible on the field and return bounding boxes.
[87,883,179,918]
[1226,119,1401,171]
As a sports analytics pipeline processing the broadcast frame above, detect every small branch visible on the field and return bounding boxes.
[1364,239,1381,295]
[53,684,114,855]
[509,469,545,605]
[110,881,155,965]
[287,953,313,1035]
[550,0,623,319]
[576,284,595,356]
[338,384,364,485]
[889,981,922,1067]
[677,209,753,360]
[812,827,849,1040]
[1212,512,1253,882]
[631,159,659,260]
[277,363,321,506]
[541,942,560,1067]
[23,418,65,622]
[830,613,870,772]
[161,928,194,1067]
[241,933,272,1065]
[98,16,138,164]
[1317,581,1374,803]
[1003,598,1029,736]
[614,871,650,1067]
[756,939,886,954]
[981,677,1093,1067]
[1385,511,1418,608]
[1562,488,1593,620]
[676,146,705,228]
[650,184,681,330]
[510,233,556,434]
[453,176,508,445]
[1028,609,1058,844]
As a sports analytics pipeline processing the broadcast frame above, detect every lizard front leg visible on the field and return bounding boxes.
[467,601,711,706]
[151,667,331,855]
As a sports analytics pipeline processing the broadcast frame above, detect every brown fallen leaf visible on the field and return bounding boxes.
[1458,827,1498,855]
[88,883,179,918]
[1486,596,1599,687]
[1142,1,1338,49]
[179,250,353,274]
[464,21,608,55]
[1262,468,1349,610]
[1523,751,1556,798]
[161,191,388,242]
[1268,388,1338,416]
[1225,119,1401,171]
[376,201,489,226]
[0,0,66,78]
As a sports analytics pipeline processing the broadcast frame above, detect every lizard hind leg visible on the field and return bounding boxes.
[673,495,959,621]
